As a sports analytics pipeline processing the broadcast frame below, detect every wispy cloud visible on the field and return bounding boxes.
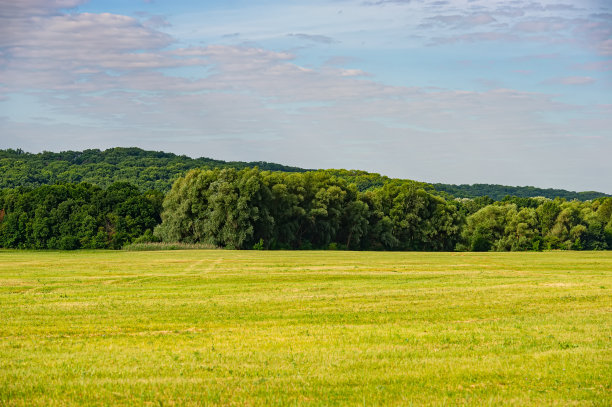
[1,12,174,76]
[430,32,518,45]
[544,76,597,85]
[288,33,338,44]
[360,0,612,56]
[0,0,86,17]
[574,60,612,71]
[425,13,497,28]
[513,18,569,33]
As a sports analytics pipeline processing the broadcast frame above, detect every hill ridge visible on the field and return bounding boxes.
[0,147,608,201]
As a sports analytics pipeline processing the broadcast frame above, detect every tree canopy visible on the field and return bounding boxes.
[153,168,464,251]
[0,148,610,251]
[0,183,162,249]
[0,147,307,192]
[0,147,607,200]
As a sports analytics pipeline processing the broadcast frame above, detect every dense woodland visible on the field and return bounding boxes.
[0,183,162,249]
[433,183,607,202]
[154,168,463,251]
[0,147,307,192]
[0,148,610,251]
[0,168,610,251]
[1,148,608,200]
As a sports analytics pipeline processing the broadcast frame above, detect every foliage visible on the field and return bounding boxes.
[0,147,307,192]
[0,182,161,249]
[1,169,610,251]
[0,147,607,201]
[434,183,608,201]
[0,147,610,251]
[460,197,612,251]
[154,168,463,250]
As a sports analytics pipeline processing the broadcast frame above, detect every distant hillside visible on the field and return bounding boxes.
[433,183,609,201]
[0,147,607,200]
[322,170,609,200]
[0,147,307,191]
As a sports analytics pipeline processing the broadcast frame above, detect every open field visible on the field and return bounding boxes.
[0,250,611,406]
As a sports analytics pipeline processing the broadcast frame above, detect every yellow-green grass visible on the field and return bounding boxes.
[1,250,610,406]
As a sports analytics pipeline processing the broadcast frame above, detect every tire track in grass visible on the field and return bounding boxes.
[186,257,223,273]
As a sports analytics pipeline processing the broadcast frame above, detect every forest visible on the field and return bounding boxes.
[0,147,307,192]
[1,163,610,251]
[0,183,162,250]
[1,147,608,200]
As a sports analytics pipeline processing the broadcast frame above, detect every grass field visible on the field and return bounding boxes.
[0,250,611,406]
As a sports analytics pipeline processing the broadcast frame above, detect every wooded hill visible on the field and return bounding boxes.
[433,183,607,202]
[0,147,307,192]
[1,147,608,200]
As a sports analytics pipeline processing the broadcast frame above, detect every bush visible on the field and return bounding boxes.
[132,229,159,244]
[253,238,265,250]
[58,236,80,250]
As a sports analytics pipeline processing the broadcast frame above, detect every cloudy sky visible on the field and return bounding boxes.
[1,0,611,192]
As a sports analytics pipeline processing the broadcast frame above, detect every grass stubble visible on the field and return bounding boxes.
[0,250,610,406]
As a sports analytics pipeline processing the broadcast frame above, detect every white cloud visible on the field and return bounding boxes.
[547,76,597,85]
[288,33,338,44]
[575,60,612,71]
[0,0,611,192]
[426,13,497,28]
[0,0,86,17]
[513,18,569,33]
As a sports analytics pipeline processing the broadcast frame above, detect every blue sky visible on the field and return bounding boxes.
[0,0,611,192]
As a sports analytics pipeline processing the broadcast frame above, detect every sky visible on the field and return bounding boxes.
[0,0,611,192]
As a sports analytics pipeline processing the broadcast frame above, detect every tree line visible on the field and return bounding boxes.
[459,196,612,251]
[0,183,162,249]
[1,147,608,200]
[3,168,608,251]
[434,183,607,202]
[154,168,463,250]
[154,169,612,251]
[0,147,307,192]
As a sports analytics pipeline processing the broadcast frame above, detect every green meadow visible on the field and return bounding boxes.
[0,250,610,406]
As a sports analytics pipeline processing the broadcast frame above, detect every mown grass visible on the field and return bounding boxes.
[122,242,218,251]
[0,250,610,406]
